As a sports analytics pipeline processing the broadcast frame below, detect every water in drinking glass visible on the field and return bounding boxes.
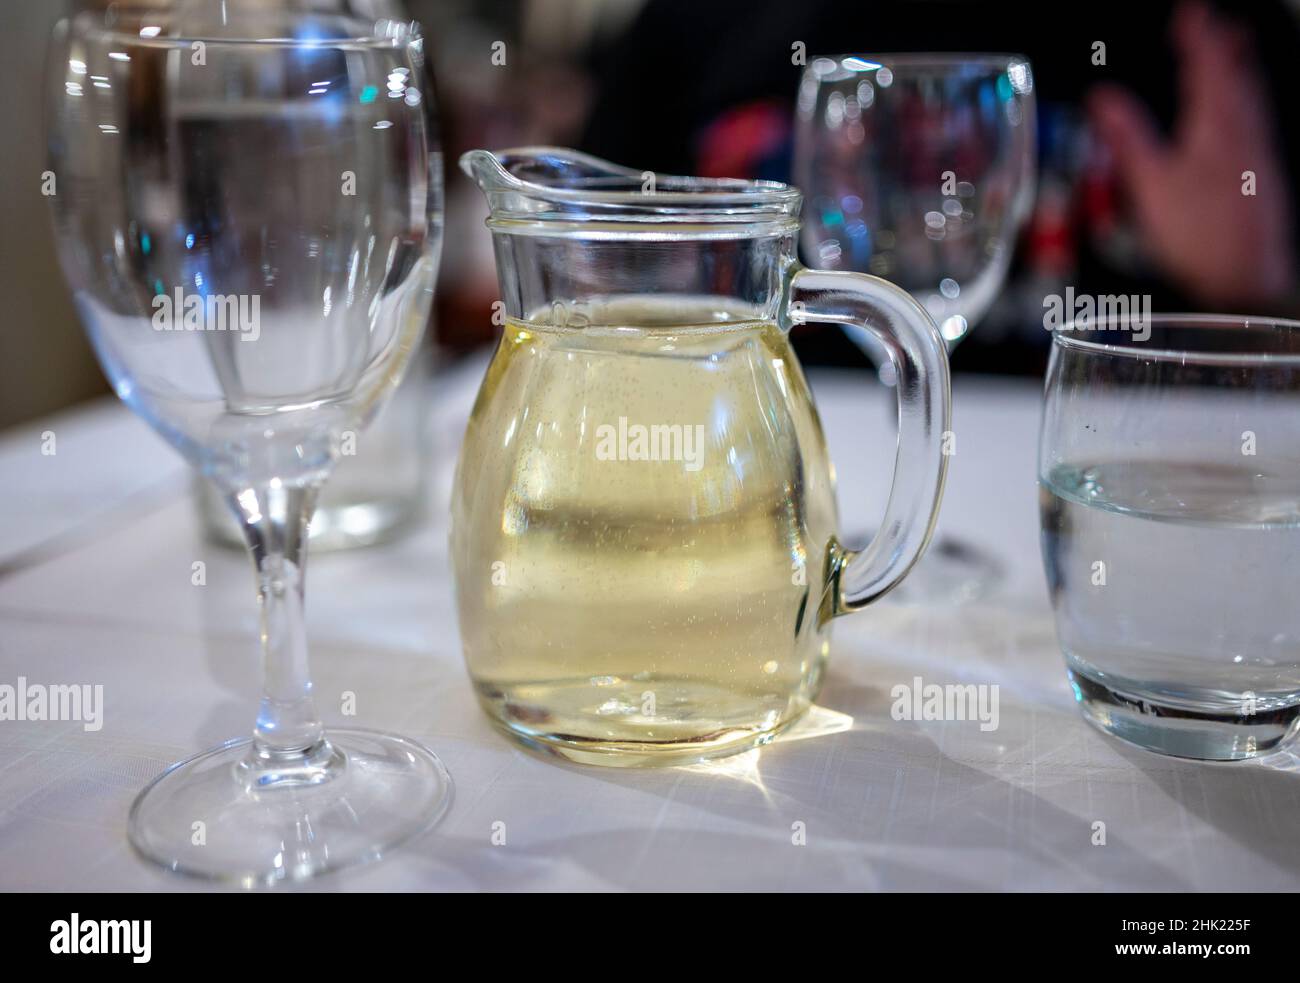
[1042,460,1300,707]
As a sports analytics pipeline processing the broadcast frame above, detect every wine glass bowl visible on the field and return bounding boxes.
[50,8,435,486]
[794,53,1036,346]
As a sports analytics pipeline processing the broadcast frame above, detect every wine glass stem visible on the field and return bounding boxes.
[228,482,328,767]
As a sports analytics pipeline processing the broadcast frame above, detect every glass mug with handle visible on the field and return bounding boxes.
[452,148,951,766]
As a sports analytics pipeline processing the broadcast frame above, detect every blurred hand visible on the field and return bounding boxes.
[1089,1,1295,307]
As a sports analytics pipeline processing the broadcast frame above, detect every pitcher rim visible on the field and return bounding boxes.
[460,147,802,235]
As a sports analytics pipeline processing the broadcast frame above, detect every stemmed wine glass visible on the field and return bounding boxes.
[46,1,450,884]
[794,53,1037,600]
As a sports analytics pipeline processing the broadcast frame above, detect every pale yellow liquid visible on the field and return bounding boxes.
[451,299,839,764]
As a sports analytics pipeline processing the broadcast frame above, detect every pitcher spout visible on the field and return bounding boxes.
[458,148,513,196]
[459,146,644,192]
[459,147,647,219]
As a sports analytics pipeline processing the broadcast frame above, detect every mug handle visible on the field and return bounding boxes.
[786,266,952,617]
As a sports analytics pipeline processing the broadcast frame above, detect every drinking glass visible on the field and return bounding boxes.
[794,54,1036,599]
[47,2,450,883]
[1039,314,1300,760]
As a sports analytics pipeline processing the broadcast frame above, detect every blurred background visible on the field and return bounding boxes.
[3,0,1298,429]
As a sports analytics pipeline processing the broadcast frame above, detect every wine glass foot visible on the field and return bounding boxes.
[127,728,451,887]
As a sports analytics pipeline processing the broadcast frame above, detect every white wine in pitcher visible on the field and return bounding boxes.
[452,298,839,764]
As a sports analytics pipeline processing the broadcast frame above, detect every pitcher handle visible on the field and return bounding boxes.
[786,266,951,615]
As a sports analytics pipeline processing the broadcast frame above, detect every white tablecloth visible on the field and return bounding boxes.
[2,360,1297,892]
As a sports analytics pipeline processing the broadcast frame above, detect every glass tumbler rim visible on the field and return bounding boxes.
[1051,313,1300,366]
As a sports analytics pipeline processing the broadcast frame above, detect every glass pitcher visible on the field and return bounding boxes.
[452,147,951,766]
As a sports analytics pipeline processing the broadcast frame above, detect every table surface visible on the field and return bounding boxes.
[2,359,1297,893]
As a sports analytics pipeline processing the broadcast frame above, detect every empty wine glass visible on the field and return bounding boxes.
[794,53,1037,600]
[46,1,450,884]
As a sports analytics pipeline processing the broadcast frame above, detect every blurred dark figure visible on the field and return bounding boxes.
[580,0,1300,374]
